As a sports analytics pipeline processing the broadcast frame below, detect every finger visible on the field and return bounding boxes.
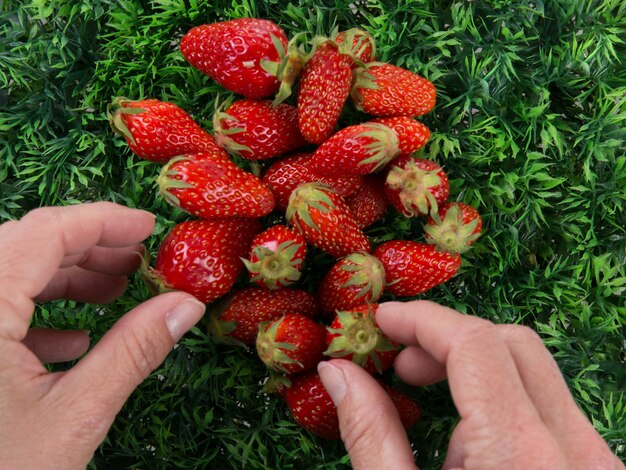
[22,328,90,363]
[60,244,144,275]
[392,346,446,386]
[34,266,128,304]
[441,420,466,470]
[318,360,418,470]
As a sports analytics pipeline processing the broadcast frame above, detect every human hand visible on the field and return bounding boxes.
[0,202,205,469]
[318,300,624,470]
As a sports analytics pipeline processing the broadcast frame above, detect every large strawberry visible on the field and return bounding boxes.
[351,63,436,117]
[370,116,431,157]
[325,304,399,374]
[345,174,389,229]
[373,240,461,297]
[142,218,260,304]
[157,153,275,219]
[307,123,399,177]
[384,155,449,217]
[209,287,318,345]
[243,225,307,290]
[107,97,224,163]
[425,202,482,254]
[256,313,327,374]
[213,99,306,160]
[286,182,371,258]
[262,152,363,210]
[316,252,386,319]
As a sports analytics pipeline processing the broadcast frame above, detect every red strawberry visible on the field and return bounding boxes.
[325,304,399,374]
[373,240,461,297]
[256,313,327,374]
[243,225,307,289]
[351,63,436,117]
[107,97,224,163]
[379,383,421,430]
[333,28,376,65]
[345,175,389,229]
[425,202,482,254]
[286,182,371,258]
[384,155,449,217]
[142,218,260,304]
[157,153,275,219]
[262,152,363,210]
[208,287,318,345]
[213,99,307,160]
[316,252,386,319]
[180,19,296,99]
[307,123,399,177]
[370,116,431,157]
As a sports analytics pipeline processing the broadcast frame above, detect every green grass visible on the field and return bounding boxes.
[2,0,626,468]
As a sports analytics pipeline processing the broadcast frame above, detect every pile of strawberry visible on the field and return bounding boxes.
[107,18,482,440]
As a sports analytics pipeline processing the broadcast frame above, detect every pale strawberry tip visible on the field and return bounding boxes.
[424,205,482,254]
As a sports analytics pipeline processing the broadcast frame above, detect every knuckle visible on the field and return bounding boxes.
[501,324,544,347]
[339,404,396,455]
[117,326,168,381]
[21,206,61,225]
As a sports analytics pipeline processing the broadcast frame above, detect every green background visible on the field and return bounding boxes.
[1,0,625,468]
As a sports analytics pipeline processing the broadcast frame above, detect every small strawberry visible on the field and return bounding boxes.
[425,202,482,254]
[208,287,318,345]
[379,383,421,430]
[107,97,224,163]
[286,182,371,259]
[142,218,260,304]
[316,252,386,319]
[213,99,307,160]
[333,28,376,65]
[307,123,399,177]
[157,153,275,219]
[262,152,364,210]
[345,175,389,229]
[243,225,307,289]
[256,313,327,374]
[370,116,431,157]
[384,155,449,217]
[325,304,399,374]
[351,63,436,117]
[373,240,461,297]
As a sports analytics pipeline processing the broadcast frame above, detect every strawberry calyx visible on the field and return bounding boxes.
[350,63,384,110]
[264,33,308,106]
[386,160,442,216]
[139,251,175,297]
[424,204,481,254]
[286,182,335,232]
[242,243,303,290]
[256,317,302,373]
[261,371,292,395]
[156,156,194,208]
[106,97,147,144]
[340,252,385,301]
[212,100,252,156]
[333,28,376,66]
[206,297,246,347]
[357,122,400,172]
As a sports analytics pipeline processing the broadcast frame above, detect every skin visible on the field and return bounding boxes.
[319,301,626,469]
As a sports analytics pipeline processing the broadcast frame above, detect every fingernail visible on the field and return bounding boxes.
[166,298,206,342]
[318,362,347,406]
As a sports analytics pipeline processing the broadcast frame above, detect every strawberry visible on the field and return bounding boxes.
[370,116,431,157]
[351,63,436,117]
[307,123,399,177]
[425,202,482,254]
[262,152,364,210]
[107,97,224,163]
[157,153,275,219]
[316,252,386,319]
[208,287,318,345]
[373,240,461,297]
[333,28,376,65]
[325,304,399,374]
[142,218,260,304]
[243,225,307,289]
[256,313,327,374]
[286,182,371,258]
[379,383,421,430]
[213,99,307,160]
[384,155,449,217]
[345,174,389,229]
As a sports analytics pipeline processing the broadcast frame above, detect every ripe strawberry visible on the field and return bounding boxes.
[373,240,461,297]
[384,155,449,217]
[107,97,224,163]
[425,202,482,254]
[262,152,363,210]
[243,225,307,289]
[316,252,386,319]
[370,116,431,157]
[142,218,260,304]
[180,19,296,99]
[307,123,399,177]
[157,153,275,219]
[213,99,307,160]
[333,28,376,65]
[351,63,436,117]
[325,304,399,374]
[286,182,371,258]
[256,313,327,374]
[209,287,318,345]
[345,175,389,229]
[379,383,421,430]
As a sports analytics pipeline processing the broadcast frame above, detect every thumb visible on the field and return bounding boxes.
[319,360,418,470]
